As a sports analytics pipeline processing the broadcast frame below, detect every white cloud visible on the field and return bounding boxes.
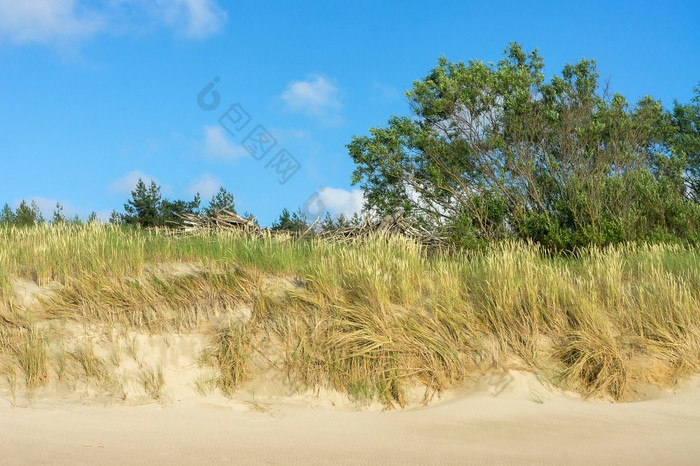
[315,187,364,219]
[186,172,221,199]
[155,0,227,39]
[0,0,227,48]
[281,75,342,123]
[95,210,113,222]
[200,125,248,161]
[108,170,164,196]
[0,0,103,45]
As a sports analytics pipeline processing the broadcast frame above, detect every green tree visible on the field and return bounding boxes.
[0,203,16,224]
[109,210,122,224]
[205,187,235,216]
[122,179,162,227]
[119,178,203,228]
[666,85,700,203]
[31,201,44,224]
[15,200,42,227]
[348,43,700,249]
[52,202,66,224]
[160,194,201,226]
[320,212,335,231]
[348,212,363,227]
[271,207,308,232]
[320,212,353,232]
[242,211,259,226]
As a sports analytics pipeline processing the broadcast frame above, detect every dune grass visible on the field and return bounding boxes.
[0,223,699,405]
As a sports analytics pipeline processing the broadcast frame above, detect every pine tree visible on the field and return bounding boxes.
[160,194,200,226]
[0,203,16,224]
[320,212,335,231]
[271,207,308,231]
[109,210,123,224]
[52,202,66,224]
[205,187,236,216]
[30,201,44,224]
[349,212,363,227]
[15,200,36,226]
[123,179,162,227]
[242,211,259,226]
[335,213,351,228]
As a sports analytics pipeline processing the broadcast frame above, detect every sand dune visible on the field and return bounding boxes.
[2,371,699,465]
[2,256,700,464]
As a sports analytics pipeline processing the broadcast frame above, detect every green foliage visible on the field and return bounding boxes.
[348,43,700,250]
[271,207,308,232]
[109,210,122,225]
[14,200,43,227]
[319,212,357,232]
[120,178,201,228]
[447,192,508,249]
[0,203,15,224]
[205,187,235,216]
[160,195,200,226]
[242,211,259,226]
[667,84,700,202]
[320,212,335,231]
[33,202,45,224]
[123,179,162,227]
[52,203,66,224]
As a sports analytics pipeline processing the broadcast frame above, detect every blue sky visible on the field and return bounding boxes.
[1,0,698,226]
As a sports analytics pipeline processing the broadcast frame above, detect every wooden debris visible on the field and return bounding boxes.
[179,209,263,236]
[318,212,447,248]
[176,210,447,249]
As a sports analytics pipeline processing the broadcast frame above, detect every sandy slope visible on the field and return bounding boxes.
[2,371,699,465]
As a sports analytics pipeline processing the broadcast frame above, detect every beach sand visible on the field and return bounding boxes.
[2,370,699,465]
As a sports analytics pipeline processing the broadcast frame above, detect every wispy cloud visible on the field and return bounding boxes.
[281,75,342,124]
[0,0,227,49]
[200,125,248,161]
[108,170,170,196]
[153,0,227,39]
[0,0,103,46]
[186,172,221,199]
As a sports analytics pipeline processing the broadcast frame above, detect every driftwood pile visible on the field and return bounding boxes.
[317,212,446,248]
[178,210,446,248]
[180,210,264,236]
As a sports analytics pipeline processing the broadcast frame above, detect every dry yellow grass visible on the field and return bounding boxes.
[0,223,698,405]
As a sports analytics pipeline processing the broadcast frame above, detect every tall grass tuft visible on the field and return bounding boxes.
[16,327,48,388]
[200,321,252,396]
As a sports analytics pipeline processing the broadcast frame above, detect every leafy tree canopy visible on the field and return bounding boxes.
[348,43,700,250]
